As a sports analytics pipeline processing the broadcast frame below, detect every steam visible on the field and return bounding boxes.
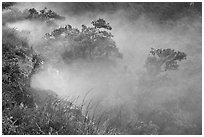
[4,2,202,134]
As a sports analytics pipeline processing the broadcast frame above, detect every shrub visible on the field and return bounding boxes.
[2,27,43,110]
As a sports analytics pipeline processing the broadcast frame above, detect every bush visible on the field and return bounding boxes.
[2,27,43,110]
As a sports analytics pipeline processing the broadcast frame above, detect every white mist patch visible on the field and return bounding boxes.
[31,65,67,94]
[6,20,56,47]
[30,59,139,108]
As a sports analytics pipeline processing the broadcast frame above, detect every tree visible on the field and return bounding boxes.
[44,18,122,62]
[135,48,187,134]
[145,48,187,75]
[91,18,112,30]
[26,7,65,21]
[2,2,15,10]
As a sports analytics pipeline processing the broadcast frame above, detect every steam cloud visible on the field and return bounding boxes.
[4,2,202,134]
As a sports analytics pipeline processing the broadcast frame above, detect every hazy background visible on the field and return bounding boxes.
[3,2,202,134]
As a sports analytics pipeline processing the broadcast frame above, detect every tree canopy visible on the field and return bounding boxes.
[44,18,122,62]
[2,2,15,10]
[26,7,65,21]
[145,48,187,75]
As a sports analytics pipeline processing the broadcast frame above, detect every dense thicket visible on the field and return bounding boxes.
[2,28,41,109]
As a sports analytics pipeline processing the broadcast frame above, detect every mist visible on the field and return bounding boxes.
[4,2,202,134]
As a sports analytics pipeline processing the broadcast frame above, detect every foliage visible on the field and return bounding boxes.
[91,18,112,30]
[2,89,123,135]
[44,18,122,62]
[2,7,64,25]
[2,2,15,10]
[145,48,187,75]
[2,27,43,110]
[3,97,96,135]
[26,7,65,21]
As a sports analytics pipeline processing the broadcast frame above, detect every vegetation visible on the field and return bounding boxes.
[2,27,41,109]
[2,7,64,25]
[26,7,65,21]
[2,2,15,10]
[3,96,106,135]
[145,48,187,75]
[44,18,122,63]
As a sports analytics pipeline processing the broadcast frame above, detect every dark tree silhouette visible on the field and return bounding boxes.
[26,7,65,21]
[2,2,15,10]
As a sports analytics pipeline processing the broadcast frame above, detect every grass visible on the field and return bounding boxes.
[2,91,124,135]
